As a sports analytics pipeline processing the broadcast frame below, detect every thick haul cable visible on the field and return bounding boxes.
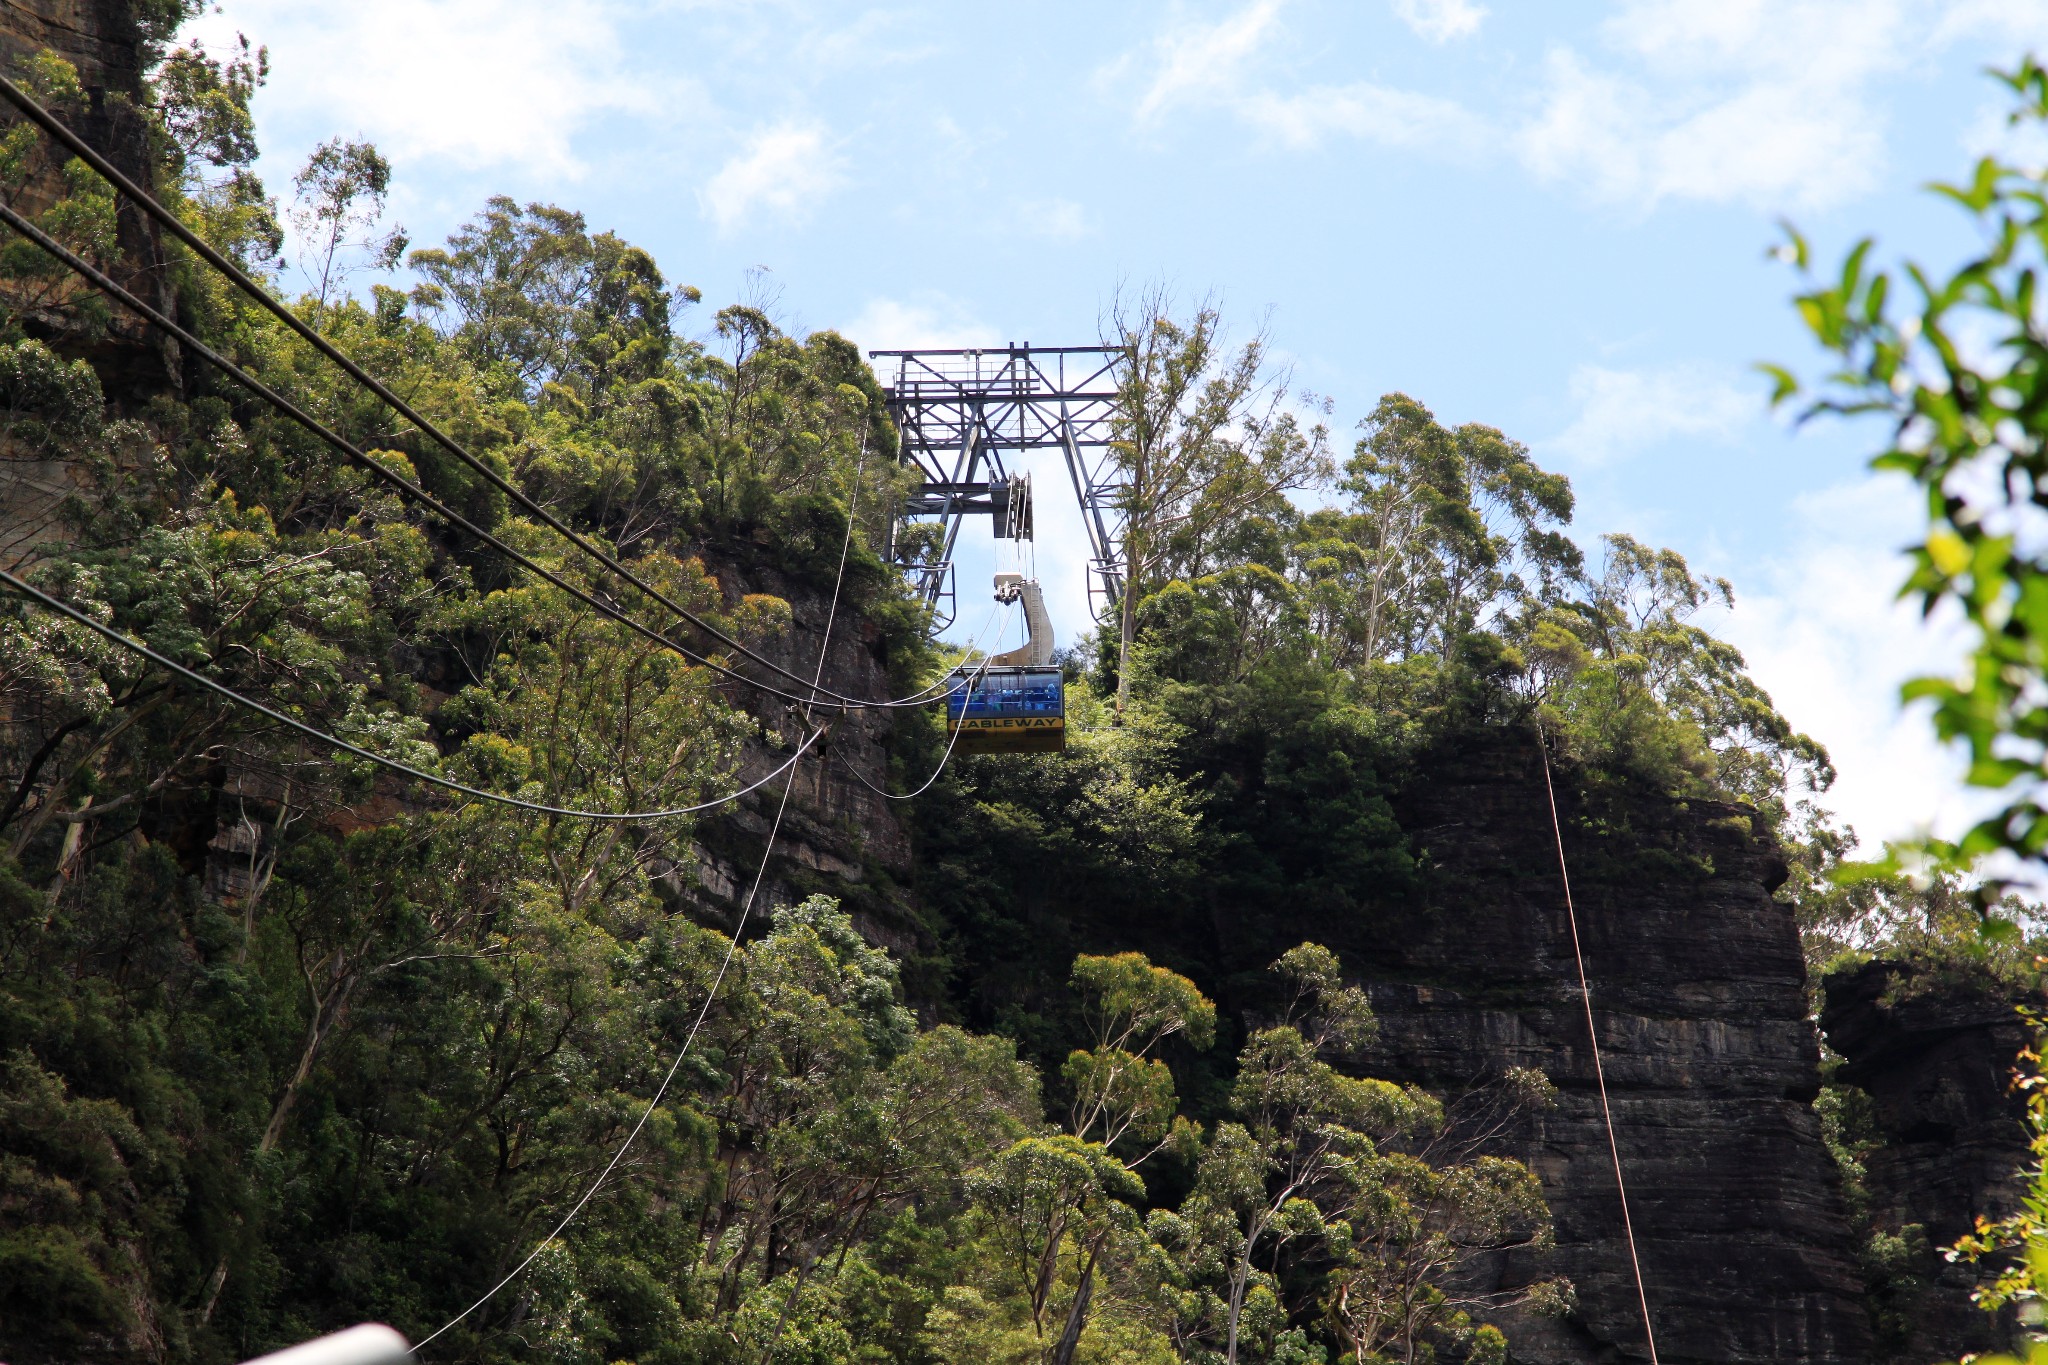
[0,565,823,821]
[0,74,1057,1347]
[0,75,927,711]
[0,197,906,715]
[839,660,987,801]
[834,605,1012,802]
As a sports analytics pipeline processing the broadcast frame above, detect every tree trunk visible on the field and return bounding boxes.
[1047,1239,1100,1365]
[1224,1236,1256,1365]
[201,960,358,1322]
[1115,455,1146,716]
[1115,569,1137,716]
[43,794,90,901]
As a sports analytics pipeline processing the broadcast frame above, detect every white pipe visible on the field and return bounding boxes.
[241,1324,414,1365]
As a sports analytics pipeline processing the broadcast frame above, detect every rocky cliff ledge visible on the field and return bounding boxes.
[0,0,175,570]
[0,0,172,398]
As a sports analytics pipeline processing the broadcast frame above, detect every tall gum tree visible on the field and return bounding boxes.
[1105,286,1331,712]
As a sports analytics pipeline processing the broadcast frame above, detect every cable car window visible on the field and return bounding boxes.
[945,665,1065,754]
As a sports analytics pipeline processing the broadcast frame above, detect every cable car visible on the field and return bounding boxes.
[946,664,1065,754]
[945,574,1065,755]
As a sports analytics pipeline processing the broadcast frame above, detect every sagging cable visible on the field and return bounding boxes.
[0,196,888,715]
[0,75,924,711]
[415,345,870,1355]
[0,565,822,821]
[1536,725,1661,1365]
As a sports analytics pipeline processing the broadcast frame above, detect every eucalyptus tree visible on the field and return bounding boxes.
[1335,393,1578,666]
[1773,55,2048,1362]
[1106,286,1332,711]
[289,138,405,324]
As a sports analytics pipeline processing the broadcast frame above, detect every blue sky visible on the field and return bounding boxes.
[185,0,2048,848]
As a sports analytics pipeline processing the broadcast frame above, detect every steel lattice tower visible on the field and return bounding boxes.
[870,344,1127,630]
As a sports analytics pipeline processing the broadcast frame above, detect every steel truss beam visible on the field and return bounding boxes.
[872,344,1128,630]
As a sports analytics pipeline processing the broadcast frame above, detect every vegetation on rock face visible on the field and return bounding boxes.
[0,20,1862,1365]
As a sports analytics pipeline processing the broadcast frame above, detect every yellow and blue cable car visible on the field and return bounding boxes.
[944,573,1064,754]
[945,665,1065,754]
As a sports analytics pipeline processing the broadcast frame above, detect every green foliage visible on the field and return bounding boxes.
[150,34,282,270]
[1328,392,1578,667]
[1774,55,2048,886]
[0,75,943,1352]
[1523,533,1832,815]
[1781,801,2042,993]
[1946,1010,2048,1365]
[288,138,404,318]
[1066,953,1214,1157]
[1105,286,1332,708]
[153,36,266,176]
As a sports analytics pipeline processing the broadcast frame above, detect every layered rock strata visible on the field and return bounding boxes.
[670,556,922,957]
[1256,733,1871,1363]
[0,0,174,564]
[1822,958,2037,1362]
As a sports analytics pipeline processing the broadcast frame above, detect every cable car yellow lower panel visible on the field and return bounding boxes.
[947,714,1066,755]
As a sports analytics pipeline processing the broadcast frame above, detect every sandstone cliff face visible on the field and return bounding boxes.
[0,13,1927,1362]
[669,556,924,958]
[0,0,173,565]
[1275,733,1869,1364]
[1821,959,2037,1362]
[0,0,170,390]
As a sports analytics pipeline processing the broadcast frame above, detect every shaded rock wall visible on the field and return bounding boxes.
[1171,732,1874,1364]
[0,11,1933,1361]
[0,0,171,391]
[671,558,924,957]
[1821,959,2037,1362]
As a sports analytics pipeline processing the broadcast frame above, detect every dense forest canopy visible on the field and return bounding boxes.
[0,14,2026,1365]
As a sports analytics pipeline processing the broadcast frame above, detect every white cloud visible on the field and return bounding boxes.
[1391,0,1486,43]
[1932,0,2048,47]
[1545,364,1756,465]
[839,296,1004,353]
[185,0,661,178]
[1711,475,1985,849]
[699,122,847,233]
[1114,0,1486,155]
[789,10,939,71]
[1110,0,2024,210]
[1515,0,1910,210]
[1018,198,1091,240]
[1129,0,1287,123]
[1239,81,1489,151]
[1962,97,2048,175]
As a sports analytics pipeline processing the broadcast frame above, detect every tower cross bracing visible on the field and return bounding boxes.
[872,344,1128,630]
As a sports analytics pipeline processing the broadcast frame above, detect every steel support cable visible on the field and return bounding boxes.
[0,564,824,820]
[833,603,1012,803]
[0,198,899,717]
[416,398,867,1356]
[0,75,920,711]
[411,728,808,1355]
[1535,728,1661,1365]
